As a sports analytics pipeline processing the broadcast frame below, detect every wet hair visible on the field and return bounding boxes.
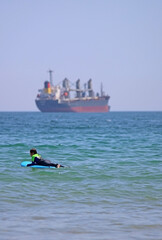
[30,148,37,154]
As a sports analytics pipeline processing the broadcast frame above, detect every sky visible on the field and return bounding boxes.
[0,0,162,111]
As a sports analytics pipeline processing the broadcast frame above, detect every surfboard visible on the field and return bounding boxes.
[21,161,57,169]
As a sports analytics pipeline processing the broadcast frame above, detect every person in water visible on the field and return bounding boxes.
[27,148,64,168]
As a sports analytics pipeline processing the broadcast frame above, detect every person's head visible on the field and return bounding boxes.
[30,148,37,156]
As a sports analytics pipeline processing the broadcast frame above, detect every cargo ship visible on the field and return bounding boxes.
[35,70,110,112]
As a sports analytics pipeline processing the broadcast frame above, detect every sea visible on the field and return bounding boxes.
[0,111,162,240]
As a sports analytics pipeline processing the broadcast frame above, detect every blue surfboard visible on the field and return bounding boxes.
[21,161,57,169]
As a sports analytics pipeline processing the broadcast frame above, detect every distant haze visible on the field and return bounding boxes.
[0,0,162,111]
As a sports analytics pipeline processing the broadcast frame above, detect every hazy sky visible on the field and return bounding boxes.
[0,0,162,111]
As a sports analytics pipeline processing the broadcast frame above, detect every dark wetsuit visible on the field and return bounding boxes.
[27,156,64,167]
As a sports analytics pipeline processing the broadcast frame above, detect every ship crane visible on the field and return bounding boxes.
[48,69,53,87]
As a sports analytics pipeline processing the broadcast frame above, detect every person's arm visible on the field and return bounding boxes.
[27,157,40,167]
[27,162,36,167]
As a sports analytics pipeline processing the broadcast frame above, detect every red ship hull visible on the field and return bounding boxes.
[40,105,109,112]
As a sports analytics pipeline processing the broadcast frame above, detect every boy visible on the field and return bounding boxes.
[27,148,63,168]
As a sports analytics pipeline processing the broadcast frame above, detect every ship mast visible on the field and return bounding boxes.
[48,69,53,87]
[101,82,103,96]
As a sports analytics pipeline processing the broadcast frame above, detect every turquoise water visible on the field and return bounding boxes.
[0,112,162,240]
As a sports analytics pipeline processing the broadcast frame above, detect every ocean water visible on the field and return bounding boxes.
[0,111,162,240]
